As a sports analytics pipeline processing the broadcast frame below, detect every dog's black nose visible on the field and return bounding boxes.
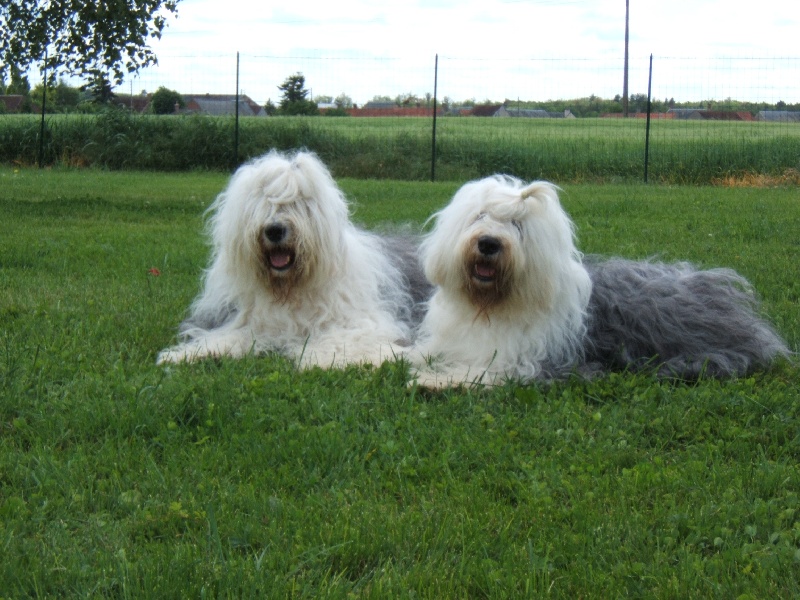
[477,236,501,256]
[264,223,287,243]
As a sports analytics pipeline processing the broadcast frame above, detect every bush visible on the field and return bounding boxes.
[151,86,185,115]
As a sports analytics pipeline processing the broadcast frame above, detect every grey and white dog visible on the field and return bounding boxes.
[158,149,431,368]
[408,174,791,387]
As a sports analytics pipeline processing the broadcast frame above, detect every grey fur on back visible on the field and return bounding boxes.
[381,234,434,328]
[179,301,237,339]
[584,258,791,378]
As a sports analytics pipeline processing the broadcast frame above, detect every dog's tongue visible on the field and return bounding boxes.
[270,251,292,269]
[475,264,496,279]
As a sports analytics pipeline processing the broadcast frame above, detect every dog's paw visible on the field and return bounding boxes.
[156,346,205,365]
[408,370,462,390]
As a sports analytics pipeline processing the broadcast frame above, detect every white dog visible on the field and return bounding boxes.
[158,149,427,368]
[410,175,592,387]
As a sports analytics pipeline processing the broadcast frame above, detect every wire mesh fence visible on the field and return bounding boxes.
[9,53,800,182]
[130,53,800,181]
[127,53,800,113]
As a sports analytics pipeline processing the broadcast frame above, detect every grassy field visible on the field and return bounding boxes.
[1,167,799,598]
[2,112,800,183]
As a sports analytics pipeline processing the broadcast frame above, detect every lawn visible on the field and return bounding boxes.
[0,167,798,598]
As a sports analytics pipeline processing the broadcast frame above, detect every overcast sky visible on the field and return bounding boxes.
[130,0,799,105]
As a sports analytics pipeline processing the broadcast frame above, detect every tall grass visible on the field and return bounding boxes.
[2,112,799,183]
[1,168,798,598]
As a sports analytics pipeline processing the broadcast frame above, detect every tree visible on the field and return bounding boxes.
[334,93,354,109]
[6,64,30,95]
[277,73,318,116]
[151,86,184,114]
[31,78,81,112]
[278,73,308,104]
[396,92,419,106]
[53,79,81,110]
[4,65,32,111]
[0,0,181,87]
[82,73,116,105]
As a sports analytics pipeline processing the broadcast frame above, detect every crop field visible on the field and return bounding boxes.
[2,112,799,183]
[0,167,799,598]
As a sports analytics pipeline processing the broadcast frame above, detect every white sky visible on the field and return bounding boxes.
[57,0,800,105]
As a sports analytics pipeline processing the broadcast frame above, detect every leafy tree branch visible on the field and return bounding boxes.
[0,0,181,86]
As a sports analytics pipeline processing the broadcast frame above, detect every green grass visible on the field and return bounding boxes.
[1,168,799,598]
[3,112,800,183]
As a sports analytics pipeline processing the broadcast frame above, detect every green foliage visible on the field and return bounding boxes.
[323,106,350,117]
[279,99,319,116]
[30,79,81,113]
[150,86,185,115]
[0,0,181,86]
[278,73,309,104]
[335,93,354,109]
[1,113,800,183]
[81,73,116,104]
[5,64,31,95]
[277,73,319,116]
[0,170,798,597]
[53,79,81,109]
[499,94,800,118]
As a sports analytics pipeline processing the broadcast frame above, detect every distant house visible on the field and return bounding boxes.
[184,94,265,117]
[701,111,753,121]
[470,104,504,117]
[0,94,40,113]
[0,95,26,112]
[757,110,800,122]
[601,112,674,119]
[114,94,151,113]
[667,108,753,121]
[494,106,575,118]
[667,108,706,120]
[361,101,397,110]
[348,103,438,117]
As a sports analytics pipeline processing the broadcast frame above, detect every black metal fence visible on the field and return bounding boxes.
[14,54,800,182]
[116,53,800,182]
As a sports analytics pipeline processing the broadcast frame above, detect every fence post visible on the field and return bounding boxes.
[644,54,653,183]
[234,51,240,170]
[431,53,438,182]
[38,50,48,168]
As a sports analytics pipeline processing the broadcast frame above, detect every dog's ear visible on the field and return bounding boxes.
[519,182,558,215]
[422,240,448,287]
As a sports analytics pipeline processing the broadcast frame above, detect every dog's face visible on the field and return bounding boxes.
[459,210,522,310]
[422,176,580,315]
[213,151,350,300]
[256,202,308,296]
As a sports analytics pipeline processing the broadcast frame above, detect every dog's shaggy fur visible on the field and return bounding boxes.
[584,258,790,379]
[410,175,592,387]
[158,149,428,367]
[410,175,790,387]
